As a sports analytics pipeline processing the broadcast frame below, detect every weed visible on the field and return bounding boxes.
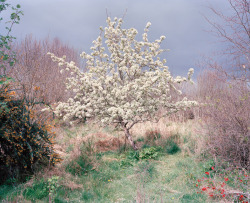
[48,176,60,202]
[163,135,181,155]
[139,147,159,160]
[126,150,140,161]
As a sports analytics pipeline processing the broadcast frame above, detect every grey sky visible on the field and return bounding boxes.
[2,0,231,77]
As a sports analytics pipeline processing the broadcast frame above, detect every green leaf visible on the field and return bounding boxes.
[9,61,14,66]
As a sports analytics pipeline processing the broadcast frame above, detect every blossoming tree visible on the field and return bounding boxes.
[48,17,197,150]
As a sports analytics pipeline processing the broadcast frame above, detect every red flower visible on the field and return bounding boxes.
[198,179,201,182]
[211,166,214,170]
[202,187,207,191]
[196,184,198,187]
[222,194,225,198]
[209,194,214,197]
[205,172,209,175]
[239,195,244,201]
[224,177,229,181]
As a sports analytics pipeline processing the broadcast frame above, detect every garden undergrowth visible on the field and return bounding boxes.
[0,120,249,203]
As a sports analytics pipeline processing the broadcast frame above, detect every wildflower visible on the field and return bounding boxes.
[34,86,40,91]
[224,177,229,181]
[202,187,207,191]
[239,195,244,201]
[205,172,209,175]
[211,166,214,170]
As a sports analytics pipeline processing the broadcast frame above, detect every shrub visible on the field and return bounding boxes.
[0,86,60,183]
[198,73,250,170]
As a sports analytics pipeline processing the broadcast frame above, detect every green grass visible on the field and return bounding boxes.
[1,122,247,202]
[0,152,210,202]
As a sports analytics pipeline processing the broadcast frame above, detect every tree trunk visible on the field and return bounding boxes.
[124,128,138,150]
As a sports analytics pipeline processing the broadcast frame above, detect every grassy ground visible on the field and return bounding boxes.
[0,119,248,202]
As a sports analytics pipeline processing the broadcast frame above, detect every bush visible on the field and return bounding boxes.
[198,74,250,170]
[0,86,60,183]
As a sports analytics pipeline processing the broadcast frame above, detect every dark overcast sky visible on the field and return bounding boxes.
[1,0,232,77]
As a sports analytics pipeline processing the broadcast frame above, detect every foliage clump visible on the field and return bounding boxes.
[139,147,159,160]
[0,86,60,183]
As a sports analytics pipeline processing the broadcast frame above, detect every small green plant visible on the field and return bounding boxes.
[139,147,158,160]
[119,159,134,168]
[48,176,60,202]
[136,137,145,142]
[127,150,140,161]
[119,150,139,168]
[164,136,181,155]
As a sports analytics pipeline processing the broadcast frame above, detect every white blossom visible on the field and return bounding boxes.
[48,17,197,135]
